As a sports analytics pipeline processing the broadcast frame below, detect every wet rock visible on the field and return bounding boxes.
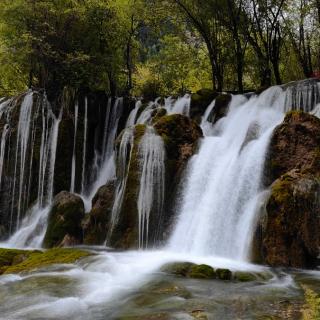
[190,89,218,123]
[234,271,260,282]
[161,262,216,280]
[208,94,232,124]
[257,111,320,268]
[264,111,320,185]
[83,181,116,245]
[161,262,196,277]
[216,268,232,280]
[0,247,90,274]
[43,191,85,248]
[154,114,203,241]
[189,264,216,279]
[261,171,320,268]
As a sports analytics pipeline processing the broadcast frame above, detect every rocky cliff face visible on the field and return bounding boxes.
[257,111,320,268]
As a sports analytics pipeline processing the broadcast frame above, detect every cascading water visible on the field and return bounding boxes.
[284,79,320,112]
[70,101,78,193]
[166,94,191,116]
[83,97,124,210]
[6,98,62,248]
[137,127,165,248]
[81,97,88,194]
[168,87,287,260]
[0,124,9,187]
[108,127,134,238]
[10,92,34,229]
[126,100,142,127]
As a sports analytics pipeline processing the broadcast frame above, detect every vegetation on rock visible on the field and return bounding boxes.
[0,247,90,274]
[258,111,320,268]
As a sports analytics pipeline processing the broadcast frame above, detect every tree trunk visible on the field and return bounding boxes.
[236,48,244,92]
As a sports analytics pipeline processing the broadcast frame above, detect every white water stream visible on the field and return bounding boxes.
[137,127,165,248]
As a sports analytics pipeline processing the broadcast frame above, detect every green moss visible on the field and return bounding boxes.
[271,179,292,203]
[161,262,195,276]
[0,248,91,274]
[216,268,232,280]
[301,285,320,320]
[189,264,216,279]
[234,271,257,282]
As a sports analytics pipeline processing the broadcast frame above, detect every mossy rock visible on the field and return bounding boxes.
[161,262,195,277]
[0,247,90,274]
[233,271,259,282]
[154,114,202,161]
[216,268,232,280]
[151,107,167,124]
[189,264,216,279]
[83,181,116,245]
[109,125,146,248]
[259,170,320,268]
[264,110,320,186]
[43,191,85,248]
[161,262,216,279]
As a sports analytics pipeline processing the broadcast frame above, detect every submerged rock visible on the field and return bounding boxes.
[161,262,236,280]
[43,191,85,248]
[161,262,196,277]
[216,268,232,280]
[189,264,216,279]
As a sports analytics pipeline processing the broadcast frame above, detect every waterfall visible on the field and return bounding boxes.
[167,94,191,116]
[136,101,157,125]
[0,124,9,187]
[83,98,124,211]
[284,79,320,112]
[6,99,62,248]
[81,97,88,194]
[70,101,78,193]
[126,100,142,127]
[137,127,165,248]
[101,97,112,162]
[10,92,34,230]
[108,127,134,239]
[168,86,287,260]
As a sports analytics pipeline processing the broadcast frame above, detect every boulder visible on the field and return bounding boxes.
[264,111,320,185]
[216,268,232,280]
[256,111,320,268]
[260,171,320,268]
[43,191,85,248]
[83,181,116,245]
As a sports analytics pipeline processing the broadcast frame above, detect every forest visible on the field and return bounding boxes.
[0,0,319,99]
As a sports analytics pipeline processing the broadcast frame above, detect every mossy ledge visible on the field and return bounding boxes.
[0,247,91,275]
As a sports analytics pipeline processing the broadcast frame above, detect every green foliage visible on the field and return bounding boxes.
[133,35,211,96]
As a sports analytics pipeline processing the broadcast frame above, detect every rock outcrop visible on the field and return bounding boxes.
[190,89,217,123]
[109,114,203,249]
[257,111,320,268]
[43,191,85,248]
[83,181,116,245]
